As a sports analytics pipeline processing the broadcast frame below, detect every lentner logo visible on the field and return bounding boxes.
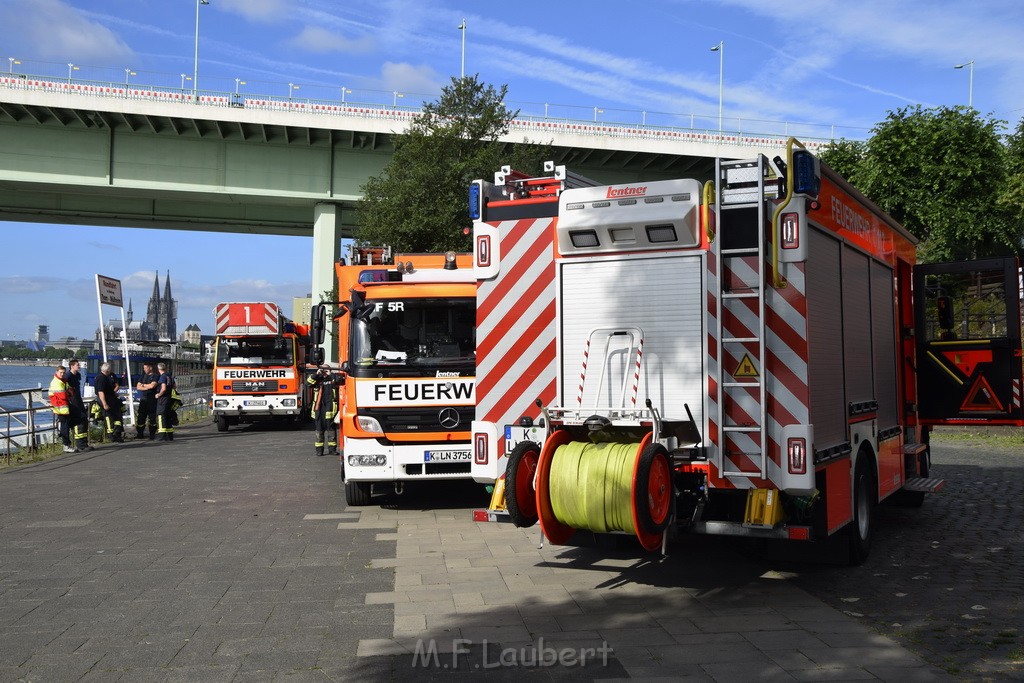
[606,185,647,199]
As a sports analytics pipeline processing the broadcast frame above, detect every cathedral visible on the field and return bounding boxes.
[96,271,178,343]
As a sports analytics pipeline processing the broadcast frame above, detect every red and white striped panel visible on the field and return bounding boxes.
[1013,379,1022,413]
[707,251,810,491]
[214,302,279,335]
[476,217,559,451]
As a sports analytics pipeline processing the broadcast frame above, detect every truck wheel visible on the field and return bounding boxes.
[505,441,541,528]
[345,481,372,507]
[215,415,228,432]
[847,448,876,565]
[634,443,672,535]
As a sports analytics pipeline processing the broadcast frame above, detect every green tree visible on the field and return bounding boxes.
[356,76,550,252]
[818,138,866,181]
[998,118,1024,227]
[850,106,1019,262]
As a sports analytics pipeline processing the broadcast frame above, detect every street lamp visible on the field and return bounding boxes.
[180,73,191,90]
[234,78,245,96]
[288,82,298,99]
[954,60,974,108]
[458,19,466,79]
[593,106,603,122]
[10,57,21,73]
[67,63,79,81]
[193,0,210,97]
[710,41,723,136]
[341,86,351,104]
[393,91,404,107]
[124,68,136,85]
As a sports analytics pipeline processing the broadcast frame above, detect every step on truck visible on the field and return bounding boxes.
[469,148,1024,563]
[312,246,477,506]
[211,301,311,431]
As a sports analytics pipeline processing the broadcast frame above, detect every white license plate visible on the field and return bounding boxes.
[424,450,471,462]
[244,400,267,406]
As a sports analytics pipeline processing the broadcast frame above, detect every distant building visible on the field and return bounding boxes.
[179,323,202,346]
[293,297,312,326]
[34,325,49,342]
[51,337,94,355]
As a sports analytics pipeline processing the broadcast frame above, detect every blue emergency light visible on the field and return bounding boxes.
[792,149,821,197]
[468,183,481,220]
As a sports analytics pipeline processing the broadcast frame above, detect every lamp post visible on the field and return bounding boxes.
[67,63,78,81]
[593,106,603,122]
[124,68,135,85]
[193,0,209,97]
[180,73,191,90]
[458,19,466,78]
[393,91,404,107]
[954,60,974,108]
[288,82,298,99]
[10,57,21,73]
[341,86,351,103]
[234,78,245,96]
[710,41,723,136]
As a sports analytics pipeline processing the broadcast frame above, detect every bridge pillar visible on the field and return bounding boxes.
[312,202,342,360]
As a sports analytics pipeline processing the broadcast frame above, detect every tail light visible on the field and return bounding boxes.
[474,433,488,465]
[781,212,799,250]
[787,437,806,475]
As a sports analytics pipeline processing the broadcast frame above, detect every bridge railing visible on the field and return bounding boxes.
[0,73,843,151]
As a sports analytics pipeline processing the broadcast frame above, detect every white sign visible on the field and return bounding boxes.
[355,378,475,407]
[96,274,123,307]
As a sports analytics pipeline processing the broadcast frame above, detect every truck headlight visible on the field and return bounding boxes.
[214,399,228,408]
[356,416,383,433]
[282,398,296,407]
[347,454,388,467]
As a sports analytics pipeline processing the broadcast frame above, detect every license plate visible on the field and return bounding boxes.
[244,400,267,407]
[423,450,470,462]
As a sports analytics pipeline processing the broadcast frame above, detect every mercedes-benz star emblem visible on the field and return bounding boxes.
[439,407,460,429]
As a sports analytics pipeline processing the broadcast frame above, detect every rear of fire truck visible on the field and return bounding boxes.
[332,247,476,506]
[211,302,310,431]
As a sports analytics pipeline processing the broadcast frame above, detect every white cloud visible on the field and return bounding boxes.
[0,0,133,63]
[380,62,441,95]
[216,0,291,23]
[286,26,375,54]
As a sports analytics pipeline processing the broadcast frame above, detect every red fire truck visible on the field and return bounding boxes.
[469,145,1024,562]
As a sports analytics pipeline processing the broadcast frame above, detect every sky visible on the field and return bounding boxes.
[1,0,1023,342]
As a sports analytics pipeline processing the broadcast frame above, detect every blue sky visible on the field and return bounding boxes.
[1,0,1023,341]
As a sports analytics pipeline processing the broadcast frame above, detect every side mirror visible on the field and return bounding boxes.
[310,304,326,345]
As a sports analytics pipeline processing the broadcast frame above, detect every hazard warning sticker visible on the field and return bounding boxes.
[734,353,759,378]
[960,374,1005,412]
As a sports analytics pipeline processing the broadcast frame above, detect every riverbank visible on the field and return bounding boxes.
[0,359,61,367]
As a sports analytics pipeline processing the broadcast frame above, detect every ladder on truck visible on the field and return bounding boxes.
[712,156,772,479]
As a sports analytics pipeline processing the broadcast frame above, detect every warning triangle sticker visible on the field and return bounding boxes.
[960,374,1005,412]
[734,353,759,378]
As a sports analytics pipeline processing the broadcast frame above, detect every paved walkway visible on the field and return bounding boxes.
[0,421,952,681]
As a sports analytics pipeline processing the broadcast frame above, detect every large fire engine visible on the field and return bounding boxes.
[211,302,311,431]
[470,145,1024,562]
[319,246,476,507]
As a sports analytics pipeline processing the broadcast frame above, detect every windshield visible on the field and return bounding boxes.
[351,297,475,366]
[216,336,294,366]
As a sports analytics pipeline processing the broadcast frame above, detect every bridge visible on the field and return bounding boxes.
[0,75,834,339]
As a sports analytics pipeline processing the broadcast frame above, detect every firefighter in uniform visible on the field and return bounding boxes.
[306,365,340,456]
[135,361,159,440]
[94,362,124,442]
[155,362,175,441]
[66,359,94,452]
[48,365,74,453]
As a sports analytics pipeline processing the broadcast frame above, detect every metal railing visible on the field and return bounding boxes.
[0,69,865,151]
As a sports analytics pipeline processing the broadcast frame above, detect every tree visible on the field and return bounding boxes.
[846,106,1019,262]
[818,138,866,181]
[356,76,550,252]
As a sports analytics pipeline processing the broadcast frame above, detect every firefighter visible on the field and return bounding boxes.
[94,362,125,442]
[134,361,159,440]
[306,365,340,456]
[48,365,74,453]
[66,359,94,452]
[154,362,175,441]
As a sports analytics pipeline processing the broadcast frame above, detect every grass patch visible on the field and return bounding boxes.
[931,426,1024,450]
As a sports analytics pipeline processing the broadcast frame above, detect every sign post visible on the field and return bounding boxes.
[94,274,136,425]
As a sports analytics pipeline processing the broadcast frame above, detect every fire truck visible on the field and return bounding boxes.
[211,302,311,431]
[469,145,1024,563]
[317,246,476,507]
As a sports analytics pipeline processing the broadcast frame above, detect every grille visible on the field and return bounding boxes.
[362,406,473,432]
[230,379,278,392]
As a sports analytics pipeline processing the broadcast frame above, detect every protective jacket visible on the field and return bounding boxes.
[306,373,338,419]
[48,373,70,415]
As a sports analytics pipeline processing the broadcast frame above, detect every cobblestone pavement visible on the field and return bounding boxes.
[765,435,1024,681]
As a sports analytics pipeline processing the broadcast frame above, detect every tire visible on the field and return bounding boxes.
[345,480,373,507]
[847,448,876,566]
[505,441,541,528]
[215,415,228,432]
[634,443,673,535]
